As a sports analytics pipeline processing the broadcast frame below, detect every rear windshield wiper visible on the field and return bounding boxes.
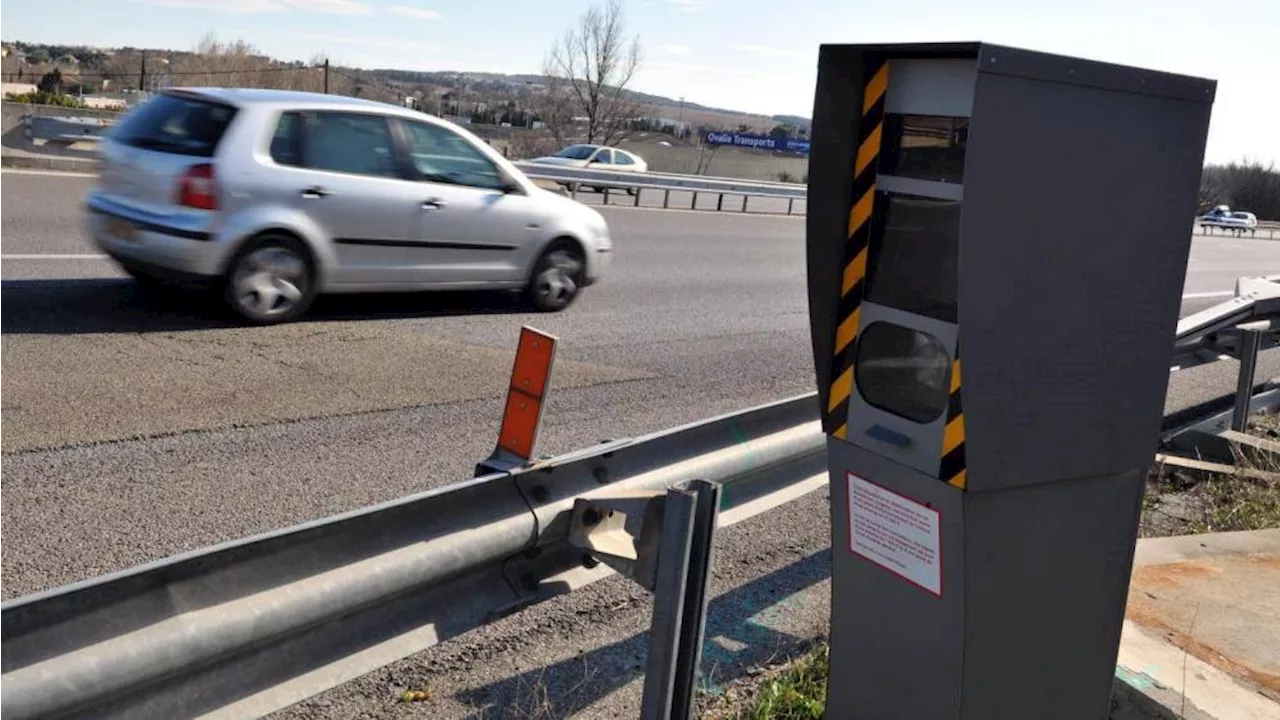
[132,136,207,152]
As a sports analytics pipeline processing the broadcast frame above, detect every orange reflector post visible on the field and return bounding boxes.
[496,326,557,461]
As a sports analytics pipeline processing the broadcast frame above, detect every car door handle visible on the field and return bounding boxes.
[422,197,447,210]
[301,186,330,199]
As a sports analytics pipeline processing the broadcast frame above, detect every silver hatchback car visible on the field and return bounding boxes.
[87,88,613,323]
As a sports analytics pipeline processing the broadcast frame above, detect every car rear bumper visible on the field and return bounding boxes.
[86,196,226,278]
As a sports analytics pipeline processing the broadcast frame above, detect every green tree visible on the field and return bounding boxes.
[37,68,64,94]
[769,124,796,141]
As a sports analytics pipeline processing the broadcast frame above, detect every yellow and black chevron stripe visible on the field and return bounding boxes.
[940,350,967,489]
[827,58,889,441]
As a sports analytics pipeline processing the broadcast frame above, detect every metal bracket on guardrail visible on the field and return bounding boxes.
[568,490,666,588]
[567,480,721,720]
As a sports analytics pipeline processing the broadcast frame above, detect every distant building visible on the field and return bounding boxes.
[2,82,39,97]
[82,95,127,110]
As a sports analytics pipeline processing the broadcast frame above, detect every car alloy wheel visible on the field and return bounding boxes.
[532,248,584,311]
[231,245,309,321]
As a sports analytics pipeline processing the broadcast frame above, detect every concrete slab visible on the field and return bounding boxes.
[2,148,96,173]
[1113,529,1280,719]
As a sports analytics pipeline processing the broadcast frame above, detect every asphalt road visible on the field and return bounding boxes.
[3,168,1279,718]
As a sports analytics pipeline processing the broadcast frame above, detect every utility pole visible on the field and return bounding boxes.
[323,59,329,94]
[140,51,147,94]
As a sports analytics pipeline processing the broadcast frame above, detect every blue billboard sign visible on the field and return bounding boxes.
[704,131,810,154]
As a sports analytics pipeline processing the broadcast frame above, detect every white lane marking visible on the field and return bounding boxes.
[2,254,108,260]
[1182,290,1236,300]
[0,168,96,179]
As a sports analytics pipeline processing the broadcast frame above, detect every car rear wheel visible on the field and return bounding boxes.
[223,235,316,324]
[524,241,585,312]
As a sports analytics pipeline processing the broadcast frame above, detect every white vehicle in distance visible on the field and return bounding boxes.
[1198,205,1258,236]
[528,144,648,195]
[86,89,613,324]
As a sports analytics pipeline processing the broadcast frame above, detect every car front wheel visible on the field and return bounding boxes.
[525,241,585,312]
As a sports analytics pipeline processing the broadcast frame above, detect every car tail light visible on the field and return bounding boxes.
[177,163,218,210]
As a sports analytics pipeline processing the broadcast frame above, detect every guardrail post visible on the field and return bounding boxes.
[741,195,748,213]
[787,198,794,215]
[716,194,724,212]
[1231,328,1263,431]
[635,188,642,207]
[604,187,611,205]
[640,479,721,720]
[663,189,670,209]
[692,191,698,210]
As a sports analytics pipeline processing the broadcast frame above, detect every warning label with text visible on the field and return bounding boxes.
[847,473,942,596]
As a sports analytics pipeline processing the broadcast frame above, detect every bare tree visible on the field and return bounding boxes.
[532,67,576,146]
[544,0,647,146]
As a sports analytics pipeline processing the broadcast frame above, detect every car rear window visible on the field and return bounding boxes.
[113,93,238,158]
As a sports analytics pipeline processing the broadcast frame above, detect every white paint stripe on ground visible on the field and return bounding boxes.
[0,168,96,179]
[1182,290,1236,299]
[2,254,108,260]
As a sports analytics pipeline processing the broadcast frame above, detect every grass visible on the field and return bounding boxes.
[1142,409,1280,536]
[1189,468,1280,532]
[732,645,828,720]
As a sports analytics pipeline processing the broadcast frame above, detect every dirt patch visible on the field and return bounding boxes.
[1127,608,1280,701]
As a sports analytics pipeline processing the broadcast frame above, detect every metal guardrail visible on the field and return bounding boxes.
[515,163,808,215]
[1,394,824,720]
[1193,223,1279,240]
[513,162,807,198]
[23,115,110,145]
[1172,275,1280,370]
[15,120,808,214]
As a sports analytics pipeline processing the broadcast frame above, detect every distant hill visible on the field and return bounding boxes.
[3,39,811,133]
[365,67,806,133]
[771,114,812,130]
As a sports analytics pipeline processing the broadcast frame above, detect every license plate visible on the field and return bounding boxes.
[106,216,140,242]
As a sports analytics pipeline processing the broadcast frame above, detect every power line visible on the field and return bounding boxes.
[3,66,318,81]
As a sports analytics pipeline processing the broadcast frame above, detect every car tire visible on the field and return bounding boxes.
[523,240,585,313]
[222,234,317,325]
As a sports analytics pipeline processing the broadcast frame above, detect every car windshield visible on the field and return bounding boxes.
[555,145,597,160]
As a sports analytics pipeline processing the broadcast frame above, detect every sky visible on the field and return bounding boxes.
[2,0,1276,164]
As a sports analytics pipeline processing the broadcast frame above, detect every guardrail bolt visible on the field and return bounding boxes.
[582,508,602,527]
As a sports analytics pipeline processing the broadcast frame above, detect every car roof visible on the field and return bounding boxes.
[165,87,420,117]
